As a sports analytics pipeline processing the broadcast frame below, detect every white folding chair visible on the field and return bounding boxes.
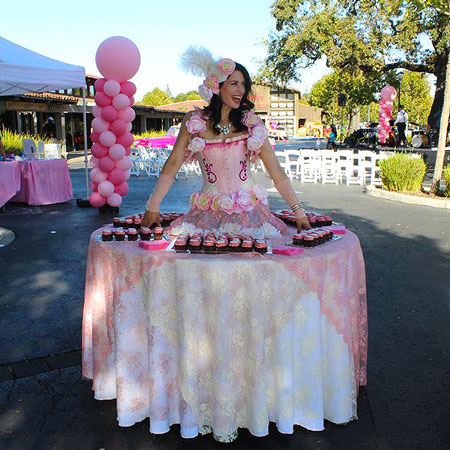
[299,149,318,183]
[275,150,294,180]
[345,151,364,185]
[284,150,301,179]
[358,151,377,185]
[336,149,354,183]
[130,148,142,176]
[318,149,339,184]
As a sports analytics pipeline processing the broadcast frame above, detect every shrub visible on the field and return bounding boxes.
[1,128,61,155]
[134,130,167,139]
[379,153,426,192]
[443,165,450,197]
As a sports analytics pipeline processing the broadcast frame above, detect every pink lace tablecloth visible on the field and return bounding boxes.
[82,227,367,440]
[11,159,73,205]
[0,161,21,207]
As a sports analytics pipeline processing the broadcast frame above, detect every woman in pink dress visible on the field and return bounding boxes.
[142,47,310,236]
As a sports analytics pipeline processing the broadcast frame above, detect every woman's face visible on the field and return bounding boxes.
[219,70,246,110]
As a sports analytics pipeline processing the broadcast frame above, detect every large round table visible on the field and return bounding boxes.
[82,225,367,441]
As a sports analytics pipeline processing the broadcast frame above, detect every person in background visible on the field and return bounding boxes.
[0,129,6,161]
[42,116,56,139]
[394,105,408,147]
[327,124,337,149]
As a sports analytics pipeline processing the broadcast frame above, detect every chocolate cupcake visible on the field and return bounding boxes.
[174,236,188,252]
[127,228,139,241]
[293,233,303,246]
[254,239,268,254]
[114,228,125,241]
[140,227,151,241]
[203,239,216,253]
[189,237,202,253]
[302,234,314,248]
[125,219,133,229]
[133,218,142,230]
[241,239,254,252]
[113,217,121,228]
[153,226,164,240]
[101,229,113,242]
[216,238,228,253]
[228,238,241,252]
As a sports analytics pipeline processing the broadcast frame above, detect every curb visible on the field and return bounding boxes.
[364,185,450,209]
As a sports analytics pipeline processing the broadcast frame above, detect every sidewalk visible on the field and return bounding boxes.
[1,166,449,449]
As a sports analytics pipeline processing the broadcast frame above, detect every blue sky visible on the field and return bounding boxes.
[2,0,331,100]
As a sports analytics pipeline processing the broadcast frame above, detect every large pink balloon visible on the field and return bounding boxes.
[117,107,135,122]
[114,181,129,196]
[98,156,115,172]
[111,119,127,136]
[90,181,98,191]
[90,131,100,143]
[95,36,141,82]
[94,92,112,107]
[99,130,116,147]
[92,117,109,133]
[107,192,123,207]
[91,143,109,158]
[116,132,133,147]
[112,94,130,110]
[125,146,132,156]
[120,81,137,97]
[98,180,115,197]
[126,122,132,132]
[101,105,118,122]
[124,169,131,180]
[109,144,126,160]
[129,96,135,107]
[90,155,99,168]
[94,78,106,92]
[115,156,132,170]
[89,191,107,207]
[380,85,397,100]
[90,168,108,183]
[108,168,127,185]
[92,105,102,118]
[103,80,121,97]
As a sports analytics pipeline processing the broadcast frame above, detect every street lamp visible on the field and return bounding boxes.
[397,70,404,107]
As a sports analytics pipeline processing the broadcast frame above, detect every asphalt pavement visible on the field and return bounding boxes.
[0,158,449,450]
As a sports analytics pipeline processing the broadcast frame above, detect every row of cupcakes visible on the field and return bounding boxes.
[274,211,333,228]
[292,228,334,247]
[101,226,164,242]
[112,212,184,229]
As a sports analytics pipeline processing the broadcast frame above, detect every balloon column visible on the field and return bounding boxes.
[377,85,397,144]
[89,36,140,208]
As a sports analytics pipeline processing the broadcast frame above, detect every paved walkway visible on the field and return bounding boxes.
[0,165,449,449]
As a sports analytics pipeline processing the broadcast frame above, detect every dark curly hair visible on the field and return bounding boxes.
[203,62,255,135]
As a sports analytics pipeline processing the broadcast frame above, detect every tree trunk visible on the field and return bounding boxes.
[427,52,448,128]
[430,52,450,194]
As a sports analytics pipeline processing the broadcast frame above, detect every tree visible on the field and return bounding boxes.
[141,88,171,106]
[265,0,449,126]
[165,84,172,99]
[171,90,202,103]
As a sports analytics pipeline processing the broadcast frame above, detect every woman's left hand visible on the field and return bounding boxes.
[296,210,311,231]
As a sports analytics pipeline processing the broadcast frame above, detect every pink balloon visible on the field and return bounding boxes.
[112,94,130,110]
[117,107,135,122]
[114,181,129,196]
[111,119,127,136]
[91,143,109,158]
[129,96,135,107]
[95,92,112,107]
[90,181,98,191]
[90,168,108,183]
[126,122,132,132]
[116,132,133,147]
[103,79,121,97]
[92,105,102,118]
[95,36,141,82]
[115,156,132,170]
[98,156,115,172]
[94,78,106,92]
[125,146,131,156]
[380,85,397,100]
[101,105,119,122]
[109,144,126,160]
[107,192,123,207]
[120,81,137,97]
[90,131,100,143]
[89,191,107,207]
[108,168,127,185]
[124,169,131,180]
[90,155,99,167]
[92,117,109,133]
[98,180,115,197]
[99,130,116,147]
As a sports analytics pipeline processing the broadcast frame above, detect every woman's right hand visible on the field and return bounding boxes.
[142,210,161,228]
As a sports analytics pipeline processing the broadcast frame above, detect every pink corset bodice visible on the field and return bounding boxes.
[196,134,255,195]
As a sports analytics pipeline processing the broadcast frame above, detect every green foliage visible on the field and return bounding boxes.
[379,153,427,192]
[141,88,171,106]
[443,165,450,196]
[171,90,202,103]
[1,129,59,155]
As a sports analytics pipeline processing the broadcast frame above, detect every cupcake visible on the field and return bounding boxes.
[101,229,113,242]
[133,218,142,230]
[254,239,268,254]
[228,238,241,252]
[114,228,125,241]
[302,234,314,248]
[308,216,317,228]
[127,228,139,241]
[203,239,216,253]
[174,236,188,252]
[162,213,171,227]
[216,238,228,253]
[293,233,303,246]
[241,239,254,252]
[324,215,333,226]
[119,218,127,228]
[189,237,202,253]
[153,226,164,240]
[140,227,151,241]
[125,219,133,229]
[113,217,121,228]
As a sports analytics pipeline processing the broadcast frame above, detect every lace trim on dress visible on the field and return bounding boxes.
[203,133,250,145]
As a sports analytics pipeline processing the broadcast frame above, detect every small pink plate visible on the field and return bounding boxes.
[139,240,171,251]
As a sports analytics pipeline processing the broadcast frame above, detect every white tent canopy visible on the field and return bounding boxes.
[0,37,90,200]
[0,36,86,95]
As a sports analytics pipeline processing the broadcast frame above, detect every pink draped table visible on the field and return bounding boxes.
[82,226,367,441]
[11,159,73,205]
[0,161,21,207]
